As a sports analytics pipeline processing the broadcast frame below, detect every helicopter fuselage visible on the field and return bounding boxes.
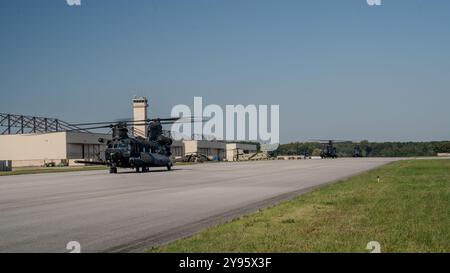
[320,142,338,159]
[104,135,172,173]
[73,119,184,174]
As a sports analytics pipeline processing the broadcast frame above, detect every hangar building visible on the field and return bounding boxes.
[225,143,258,161]
[0,113,111,167]
[0,98,258,168]
[171,141,257,162]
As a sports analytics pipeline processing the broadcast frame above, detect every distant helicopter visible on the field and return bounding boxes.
[312,140,364,159]
[71,117,199,173]
[353,145,363,157]
[311,140,347,159]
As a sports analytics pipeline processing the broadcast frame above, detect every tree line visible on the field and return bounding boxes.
[274,141,450,157]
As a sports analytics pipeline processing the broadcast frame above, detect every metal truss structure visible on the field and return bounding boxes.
[0,113,89,135]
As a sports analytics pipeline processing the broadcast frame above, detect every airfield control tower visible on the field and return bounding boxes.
[132,96,148,138]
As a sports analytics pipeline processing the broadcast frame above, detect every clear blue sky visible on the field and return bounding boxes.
[1,0,449,143]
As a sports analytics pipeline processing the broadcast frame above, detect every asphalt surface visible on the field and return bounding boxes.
[0,158,398,253]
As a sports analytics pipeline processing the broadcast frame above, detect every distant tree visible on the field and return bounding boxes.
[433,141,450,153]
[276,140,450,157]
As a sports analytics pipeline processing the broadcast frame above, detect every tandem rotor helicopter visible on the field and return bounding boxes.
[71,117,201,174]
[312,140,363,159]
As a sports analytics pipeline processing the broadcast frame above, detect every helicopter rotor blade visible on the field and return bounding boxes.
[147,117,207,123]
[71,120,202,130]
[69,121,130,126]
[149,117,181,122]
[129,120,203,126]
[127,117,207,126]
[70,117,207,127]
[163,118,207,125]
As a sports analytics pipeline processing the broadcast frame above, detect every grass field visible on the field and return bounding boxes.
[0,166,108,176]
[151,159,450,253]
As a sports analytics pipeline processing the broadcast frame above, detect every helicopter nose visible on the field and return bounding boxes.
[106,149,121,161]
[110,151,120,160]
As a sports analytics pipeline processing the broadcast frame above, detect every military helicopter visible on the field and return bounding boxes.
[71,117,199,173]
[311,140,348,159]
[312,140,364,159]
[353,145,363,157]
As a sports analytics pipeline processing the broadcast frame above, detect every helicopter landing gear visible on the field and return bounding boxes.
[109,167,117,174]
[134,166,150,173]
[166,162,173,171]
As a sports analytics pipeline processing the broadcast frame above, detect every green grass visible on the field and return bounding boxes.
[151,159,450,253]
[174,162,195,166]
[0,166,108,176]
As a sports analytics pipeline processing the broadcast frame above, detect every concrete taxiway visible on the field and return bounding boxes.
[0,158,398,252]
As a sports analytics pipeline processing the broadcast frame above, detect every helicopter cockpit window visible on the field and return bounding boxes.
[113,143,127,149]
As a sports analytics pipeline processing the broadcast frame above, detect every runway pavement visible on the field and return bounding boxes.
[0,158,398,252]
